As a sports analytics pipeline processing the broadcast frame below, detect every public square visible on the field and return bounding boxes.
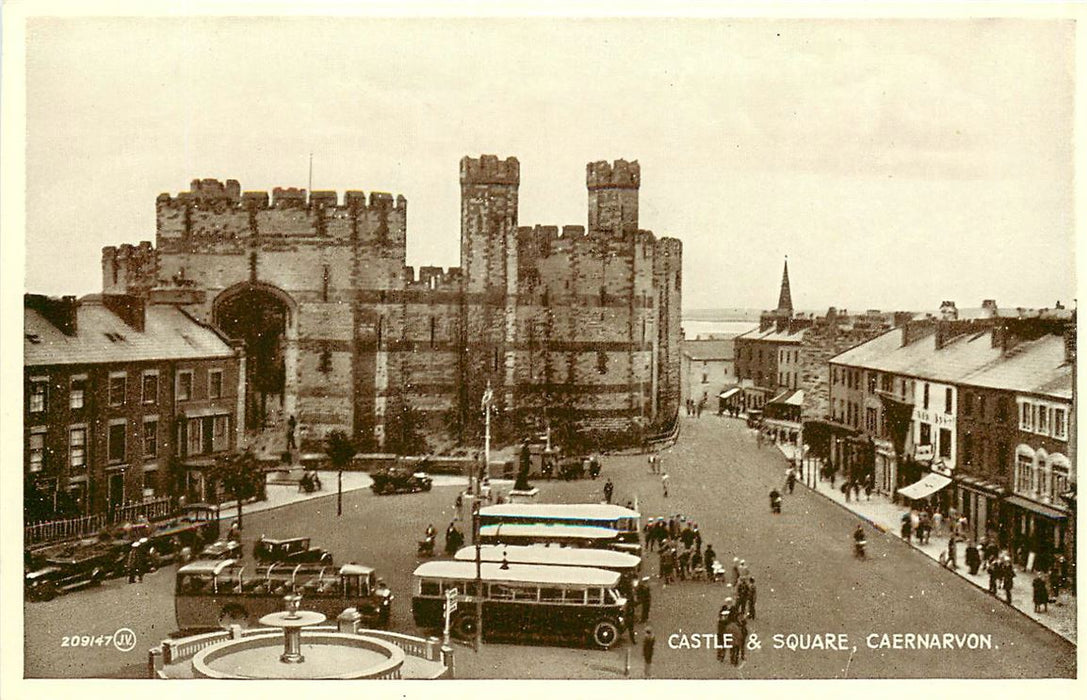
[23,415,1075,679]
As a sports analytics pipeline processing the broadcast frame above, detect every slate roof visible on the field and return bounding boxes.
[733,326,804,344]
[830,327,1071,400]
[25,300,235,366]
[682,339,734,361]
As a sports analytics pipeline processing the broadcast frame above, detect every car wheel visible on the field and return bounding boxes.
[89,567,104,586]
[31,582,58,602]
[591,620,620,650]
[454,614,478,640]
[219,604,249,629]
[422,481,432,492]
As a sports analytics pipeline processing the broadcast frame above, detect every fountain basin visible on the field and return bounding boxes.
[192,632,404,679]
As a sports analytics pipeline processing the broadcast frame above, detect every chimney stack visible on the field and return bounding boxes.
[25,294,80,336]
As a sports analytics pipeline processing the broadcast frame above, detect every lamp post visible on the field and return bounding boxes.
[472,499,483,652]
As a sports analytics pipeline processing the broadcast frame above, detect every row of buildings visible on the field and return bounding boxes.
[25,156,684,521]
[691,260,1075,573]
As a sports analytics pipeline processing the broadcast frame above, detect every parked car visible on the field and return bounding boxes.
[199,540,244,560]
[25,541,124,601]
[370,468,433,495]
[253,536,334,565]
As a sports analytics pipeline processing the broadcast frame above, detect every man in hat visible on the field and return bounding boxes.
[638,577,652,622]
[643,626,656,678]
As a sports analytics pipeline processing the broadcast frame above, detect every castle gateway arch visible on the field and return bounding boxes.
[212,281,298,432]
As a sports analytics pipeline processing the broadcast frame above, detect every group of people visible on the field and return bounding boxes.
[840,476,874,503]
[900,506,970,545]
[715,559,758,665]
[645,515,721,584]
[684,397,707,417]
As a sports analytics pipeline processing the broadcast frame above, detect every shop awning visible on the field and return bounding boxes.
[897,472,952,500]
[718,387,741,401]
[768,389,804,406]
[953,474,1007,496]
[182,406,231,419]
[1004,494,1068,520]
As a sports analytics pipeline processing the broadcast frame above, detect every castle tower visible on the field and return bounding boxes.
[776,256,794,316]
[587,160,639,235]
[459,155,521,428]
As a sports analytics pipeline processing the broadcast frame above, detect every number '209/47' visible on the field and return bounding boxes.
[61,635,112,647]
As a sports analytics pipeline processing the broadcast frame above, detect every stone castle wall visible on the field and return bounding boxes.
[103,157,681,452]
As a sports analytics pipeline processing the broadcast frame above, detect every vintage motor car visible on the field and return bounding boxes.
[25,540,125,601]
[253,536,334,565]
[370,468,433,495]
[198,539,244,560]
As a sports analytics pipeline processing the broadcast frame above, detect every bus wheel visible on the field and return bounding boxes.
[454,614,478,640]
[219,604,248,629]
[591,620,620,650]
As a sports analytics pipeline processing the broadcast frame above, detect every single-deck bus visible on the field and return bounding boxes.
[477,504,641,543]
[411,560,628,649]
[477,523,641,553]
[174,559,392,632]
[453,544,642,592]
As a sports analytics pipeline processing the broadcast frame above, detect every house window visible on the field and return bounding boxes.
[187,418,203,455]
[1053,408,1067,440]
[108,421,127,463]
[944,388,952,415]
[143,419,158,459]
[1015,450,1034,495]
[923,383,930,410]
[142,372,159,404]
[70,376,87,409]
[28,431,45,472]
[177,370,194,401]
[867,373,877,394]
[919,423,932,446]
[209,369,223,399]
[1035,453,1050,501]
[701,372,708,384]
[939,428,952,459]
[963,432,973,466]
[29,378,48,413]
[109,373,127,407]
[69,427,87,470]
[1036,405,1049,435]
[1050,456,1070,503]
[865,407,877,433]
[213,415,230,452]
[1019,402,1032,431]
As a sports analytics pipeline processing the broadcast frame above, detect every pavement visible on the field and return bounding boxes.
[772,439,1077,644]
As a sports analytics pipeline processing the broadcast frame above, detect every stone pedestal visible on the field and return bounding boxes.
[507,488,539,503]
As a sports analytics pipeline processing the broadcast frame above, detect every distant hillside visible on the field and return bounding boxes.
[682,308,762,322]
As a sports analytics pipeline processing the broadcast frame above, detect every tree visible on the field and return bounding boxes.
[209,449,263,529]
[326,430,357,518]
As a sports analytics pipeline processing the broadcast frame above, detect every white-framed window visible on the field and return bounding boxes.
[187,418,203,455]
[69,426,87,470]
[1036,405,1049,435]
[209,369,223,399]
[1020,401,1033,431]
[923,383,930,410]
[108,371,127,407]
[108,419,127,464]
[944,388,953,415]
[1053,407,1068,440]
[28,429,46,472]
[142,370,159,404]
[1014,448,1034,496]
[70,375,87,410]
[1034,450,1050,502]
[142,463,159,498]
[177,370,194,401]
[213,415,229,452]
[1050,454,1071,503]
[143,417,158,459]
[29,377,48,413]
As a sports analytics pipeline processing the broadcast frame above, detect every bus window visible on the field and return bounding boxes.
[490,584,515,600]
[341,574,360,598]
[566,589,586,605]
[540,587,563,603]
[511,586,537,602]
[179,574,212,595]
[462,581,479,597]
[586,588,604,605]
[420,580,440,597]
[605,589,620,605]
[361,573,374,597]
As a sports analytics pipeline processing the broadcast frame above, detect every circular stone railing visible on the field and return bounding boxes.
[192,632,404,680]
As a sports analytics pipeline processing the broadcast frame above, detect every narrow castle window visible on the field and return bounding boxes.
[318,346,333,374]
[322,265,330,302]
[597,350,608,375]
[429,317,436,347]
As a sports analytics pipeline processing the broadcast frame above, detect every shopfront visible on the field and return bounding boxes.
[953,474,1005,546]
[1004,494,1068,572]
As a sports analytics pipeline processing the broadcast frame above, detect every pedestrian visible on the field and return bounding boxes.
[661,472,670,498]
[841,480,851,503]
[127,540,147,583]
[735,576,749,615]
[228,520,242,543]
[853,480,861,501]
[678,546,691,581]
[1032,576,1049,613]
[746,577,757,619]
[642,627,656,678]
[988,558,1000,595]
[286,414,298,451]
[901,511,913,543]
[691,546,704,579]
[626,593,638,642]
[648,454,655,474]
[947,536,958,569]
[638,577,652,622]
[731,558,741,586]
[1002,557,1015,605]
[786,468,796,494]
[603,479,614,504]
[864,475,873,501]
[932,511,943,536]
[1049,563,1062,602]
[965,541,981,575]
[704,545,717,578]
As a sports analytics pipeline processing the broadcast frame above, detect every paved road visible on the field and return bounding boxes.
[24,415,1075,678]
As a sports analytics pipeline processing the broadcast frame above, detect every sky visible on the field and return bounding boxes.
[21,14,1078,313]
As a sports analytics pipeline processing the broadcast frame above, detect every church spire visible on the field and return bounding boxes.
[776,256,793,316]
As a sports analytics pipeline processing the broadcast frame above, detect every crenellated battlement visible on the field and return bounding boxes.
[586,159,640,190]
[460,155,520,186]
[102,241,158,294]
[403,265,463,291]
[156,179,407,212]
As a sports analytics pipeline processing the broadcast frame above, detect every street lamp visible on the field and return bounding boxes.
[472,499,483,652]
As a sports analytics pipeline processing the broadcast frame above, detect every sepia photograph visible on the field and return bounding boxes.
[1,0,1080,690]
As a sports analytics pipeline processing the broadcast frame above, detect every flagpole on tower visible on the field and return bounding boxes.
[308,152,313,193]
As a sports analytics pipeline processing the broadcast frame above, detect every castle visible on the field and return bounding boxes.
[102,156,682,452]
